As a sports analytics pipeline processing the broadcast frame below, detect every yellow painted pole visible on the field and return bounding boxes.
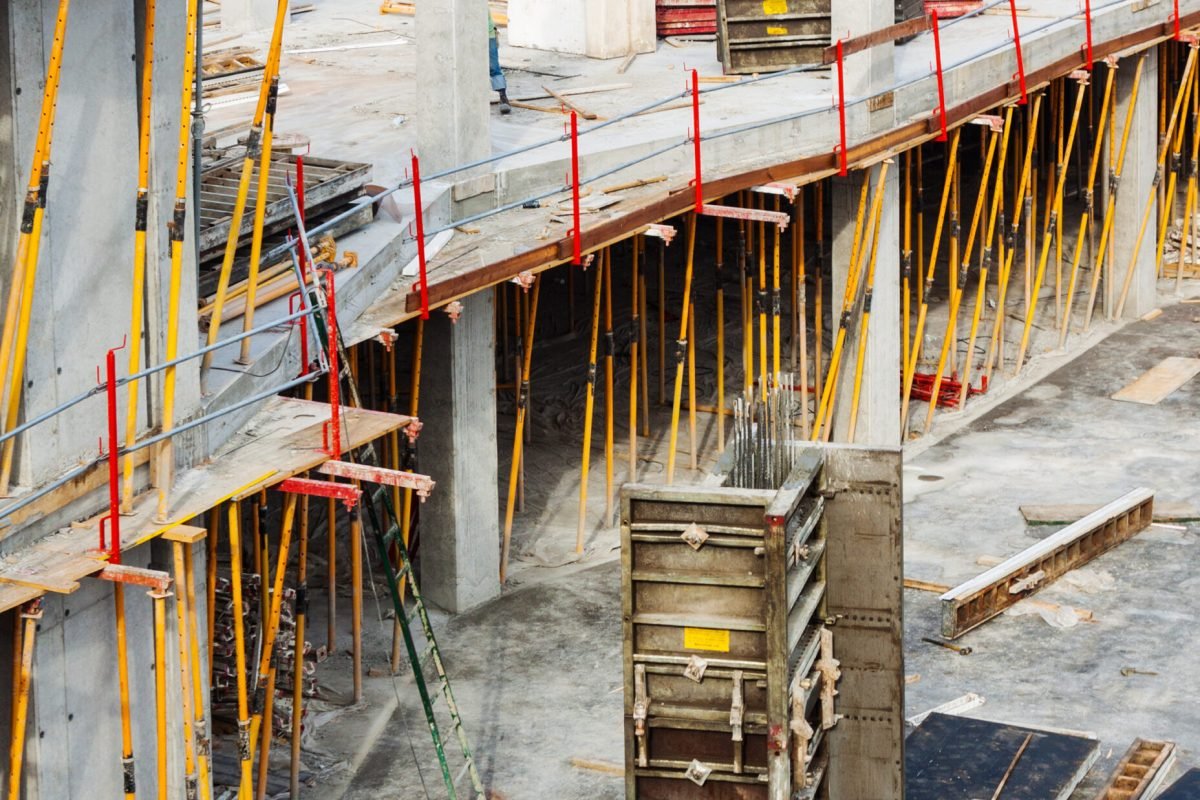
[795,190,810,439]
[183,543,213,800]
[122,0,158,511]
[203,0,290,372]
[666,215,698,483]
[631,237,642,469]
[171,543,200,800]
[814,161,890,441]
[7,602,40,800]
[603,249,615,523]
[772,218,782,382]
[576,259,604,550]
[901,129,962,430]
[901,152,913,386]
[847,160,894,441]
[687,302,697,470]
[154,0,201,521]
[289,495,310,798]
[501,277,541,582]
[114,581,138,800]
[229,502,254,798]
[151,588,170,800]
[238,76,282,365]
[757,215,767,400]
[1152,46,1199,279]
[1087,53,1151,325]
[960,106,1016,406]
[0,0,72,494]
[813,184,824,418]
[924,128,1002,432]
[1014,76,1088,371]
[1059,63,1116,347]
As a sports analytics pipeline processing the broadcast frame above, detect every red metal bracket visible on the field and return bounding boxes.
[691,69,703,211]
[751,182,800,201]
[835,38,848,175]
[1009,0,1027,104]
[641,223,677,244]
[320,268,341,457]
[317,459,437,502]
[1082,0,1094,71]
[931,10,949,142]
[100,338,126,562]
[569,111,582,265]
[410,151,430,319]
[279,476,363,508]
[97,563,172,592]
[1174,0,1182,40]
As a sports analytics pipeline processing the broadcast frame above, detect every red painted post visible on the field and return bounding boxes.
[104,340,126,563]
[931,10,948,141]
[835,39,848,176]
[1174,0,1181,40]
[322,269,341,457]
[1009,0,1027,104]
[691,69,703,210]
[1083,0,1093,71]
[411,151,429,320]
[289,292,309,376]
[570,111,582,265]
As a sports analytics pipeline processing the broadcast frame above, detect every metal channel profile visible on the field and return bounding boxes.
[940,488,1154,638]
[716,0,831,75]
[1095,738,1176,800]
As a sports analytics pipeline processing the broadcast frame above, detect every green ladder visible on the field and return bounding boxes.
[359,483,487,800]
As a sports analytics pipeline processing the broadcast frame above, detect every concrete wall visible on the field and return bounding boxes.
[508,0,656,59]
[0,538,210,800]
[0,0,200,506]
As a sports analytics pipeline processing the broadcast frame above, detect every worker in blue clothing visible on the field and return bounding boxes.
[490,11,511,114]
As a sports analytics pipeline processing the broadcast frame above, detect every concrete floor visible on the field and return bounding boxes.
[286,293,1200,798]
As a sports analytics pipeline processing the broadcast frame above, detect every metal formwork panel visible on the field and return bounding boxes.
[716,0,831,75]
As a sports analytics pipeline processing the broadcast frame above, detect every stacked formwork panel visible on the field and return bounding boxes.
[620,444,903,799]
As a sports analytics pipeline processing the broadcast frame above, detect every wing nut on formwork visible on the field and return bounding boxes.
[375,329,398,351]
[685,759,713,787]
[680,522,709,550]
[683,654,708,683]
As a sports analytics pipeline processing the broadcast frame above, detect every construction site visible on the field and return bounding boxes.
[2,0,1200,797]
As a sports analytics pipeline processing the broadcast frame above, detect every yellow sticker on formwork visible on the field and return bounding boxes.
[683,627,731,652]
[767,26,788,35]
[763,0,787,15]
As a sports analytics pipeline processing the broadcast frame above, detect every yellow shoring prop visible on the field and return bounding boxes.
[1174,84,1200,294]
[603,249,615,523]
[1087,53,1154,324]
[238,72,283,366]
[813,161,890,441]
[151,587,170,800]
[740,211,752,399]
[666,215,698,484]
[814,183,824,416]
[122,0,158,510]
[501,277,541,582]
[687,302,697,470]
[114,581,137,800]
[638,247,651,436]
[154,0,201,520]
[714,224,725,452]
[1152,45,1200,279]
[1058,63,1116,348]
[7,602,40,800]
[171,543,200,800]
[960,106,1016,407]
[901,151,913,385]
[247,494,298,793]
[772,206,782,383]
[984,95,1045,384]
[203,0,290,372]
[0,0,72,494]
[228,502,254,797]
[182,543,213,800]
[757,214,768,400]
[847,160,895,441]
[289,495,310,798]
[1014,75,1088,371]
[795,190,810,439]
[576,258,604,550]
[631,237,642,469]
[900,128,962,430]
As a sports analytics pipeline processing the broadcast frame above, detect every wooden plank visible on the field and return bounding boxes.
[821,16,932,64]
[1112,357,1200,404]
[160,525,208,544]
[940,489,1154,638]
[0,398,409,614]
[1020,501,1200,524]
[1094,738,1175,800]
[542,85,598,120]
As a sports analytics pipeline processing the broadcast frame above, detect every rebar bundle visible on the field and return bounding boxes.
[729,373,800,490]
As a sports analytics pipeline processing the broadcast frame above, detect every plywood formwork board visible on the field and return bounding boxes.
[1111,357,1200,405]
[0,397,410,614]
[940,489,1154,638]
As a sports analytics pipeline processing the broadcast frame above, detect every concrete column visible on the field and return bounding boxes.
[831,0,895,134]
[828,164,901,445]
[1111,49,1159,318]
[417,0,490,175]
[420,291,501,613]
[220,0,279,33]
